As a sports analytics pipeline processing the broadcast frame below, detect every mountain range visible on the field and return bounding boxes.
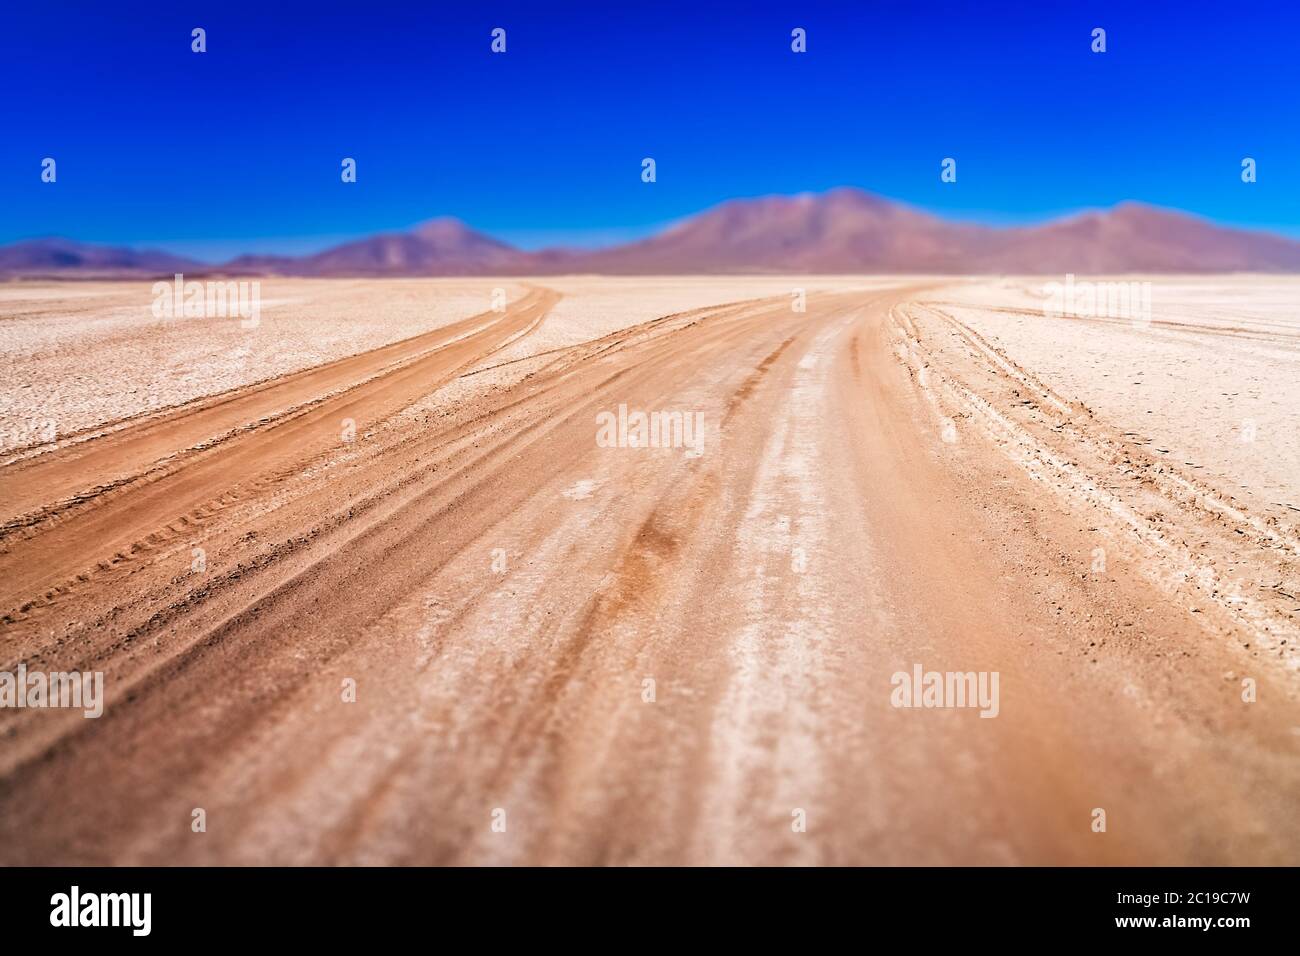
[5,188,1300,278]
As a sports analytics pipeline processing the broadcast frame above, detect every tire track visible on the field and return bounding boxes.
[1,282,1297,866]
[0,288,558,622]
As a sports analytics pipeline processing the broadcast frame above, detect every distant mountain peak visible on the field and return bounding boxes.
[0,237,204,278]
[3,190,1299,277]
[410,217,494,241]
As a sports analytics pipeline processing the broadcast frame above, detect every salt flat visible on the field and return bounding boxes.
[1,275,1296,865]
[930,276,1300,523]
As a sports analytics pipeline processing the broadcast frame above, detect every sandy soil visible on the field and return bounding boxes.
[0,276,1296,865]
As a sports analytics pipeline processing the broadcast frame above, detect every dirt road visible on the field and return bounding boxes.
[1,282,1296,864]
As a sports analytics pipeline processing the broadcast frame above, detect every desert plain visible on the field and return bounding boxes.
[0,274,1298,864]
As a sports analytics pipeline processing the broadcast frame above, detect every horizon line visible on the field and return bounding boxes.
[7,188,1300,265]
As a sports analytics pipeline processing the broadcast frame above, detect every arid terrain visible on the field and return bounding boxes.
[1,275,1298,865]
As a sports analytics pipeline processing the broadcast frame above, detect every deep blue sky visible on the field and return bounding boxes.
[3,1,1298,261]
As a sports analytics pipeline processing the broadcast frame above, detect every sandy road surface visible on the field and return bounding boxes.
[1,280,1297,864]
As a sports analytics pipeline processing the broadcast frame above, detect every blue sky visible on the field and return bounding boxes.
[2,1,1297,261]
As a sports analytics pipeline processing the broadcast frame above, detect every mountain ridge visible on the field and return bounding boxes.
[5,189,1299,277]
